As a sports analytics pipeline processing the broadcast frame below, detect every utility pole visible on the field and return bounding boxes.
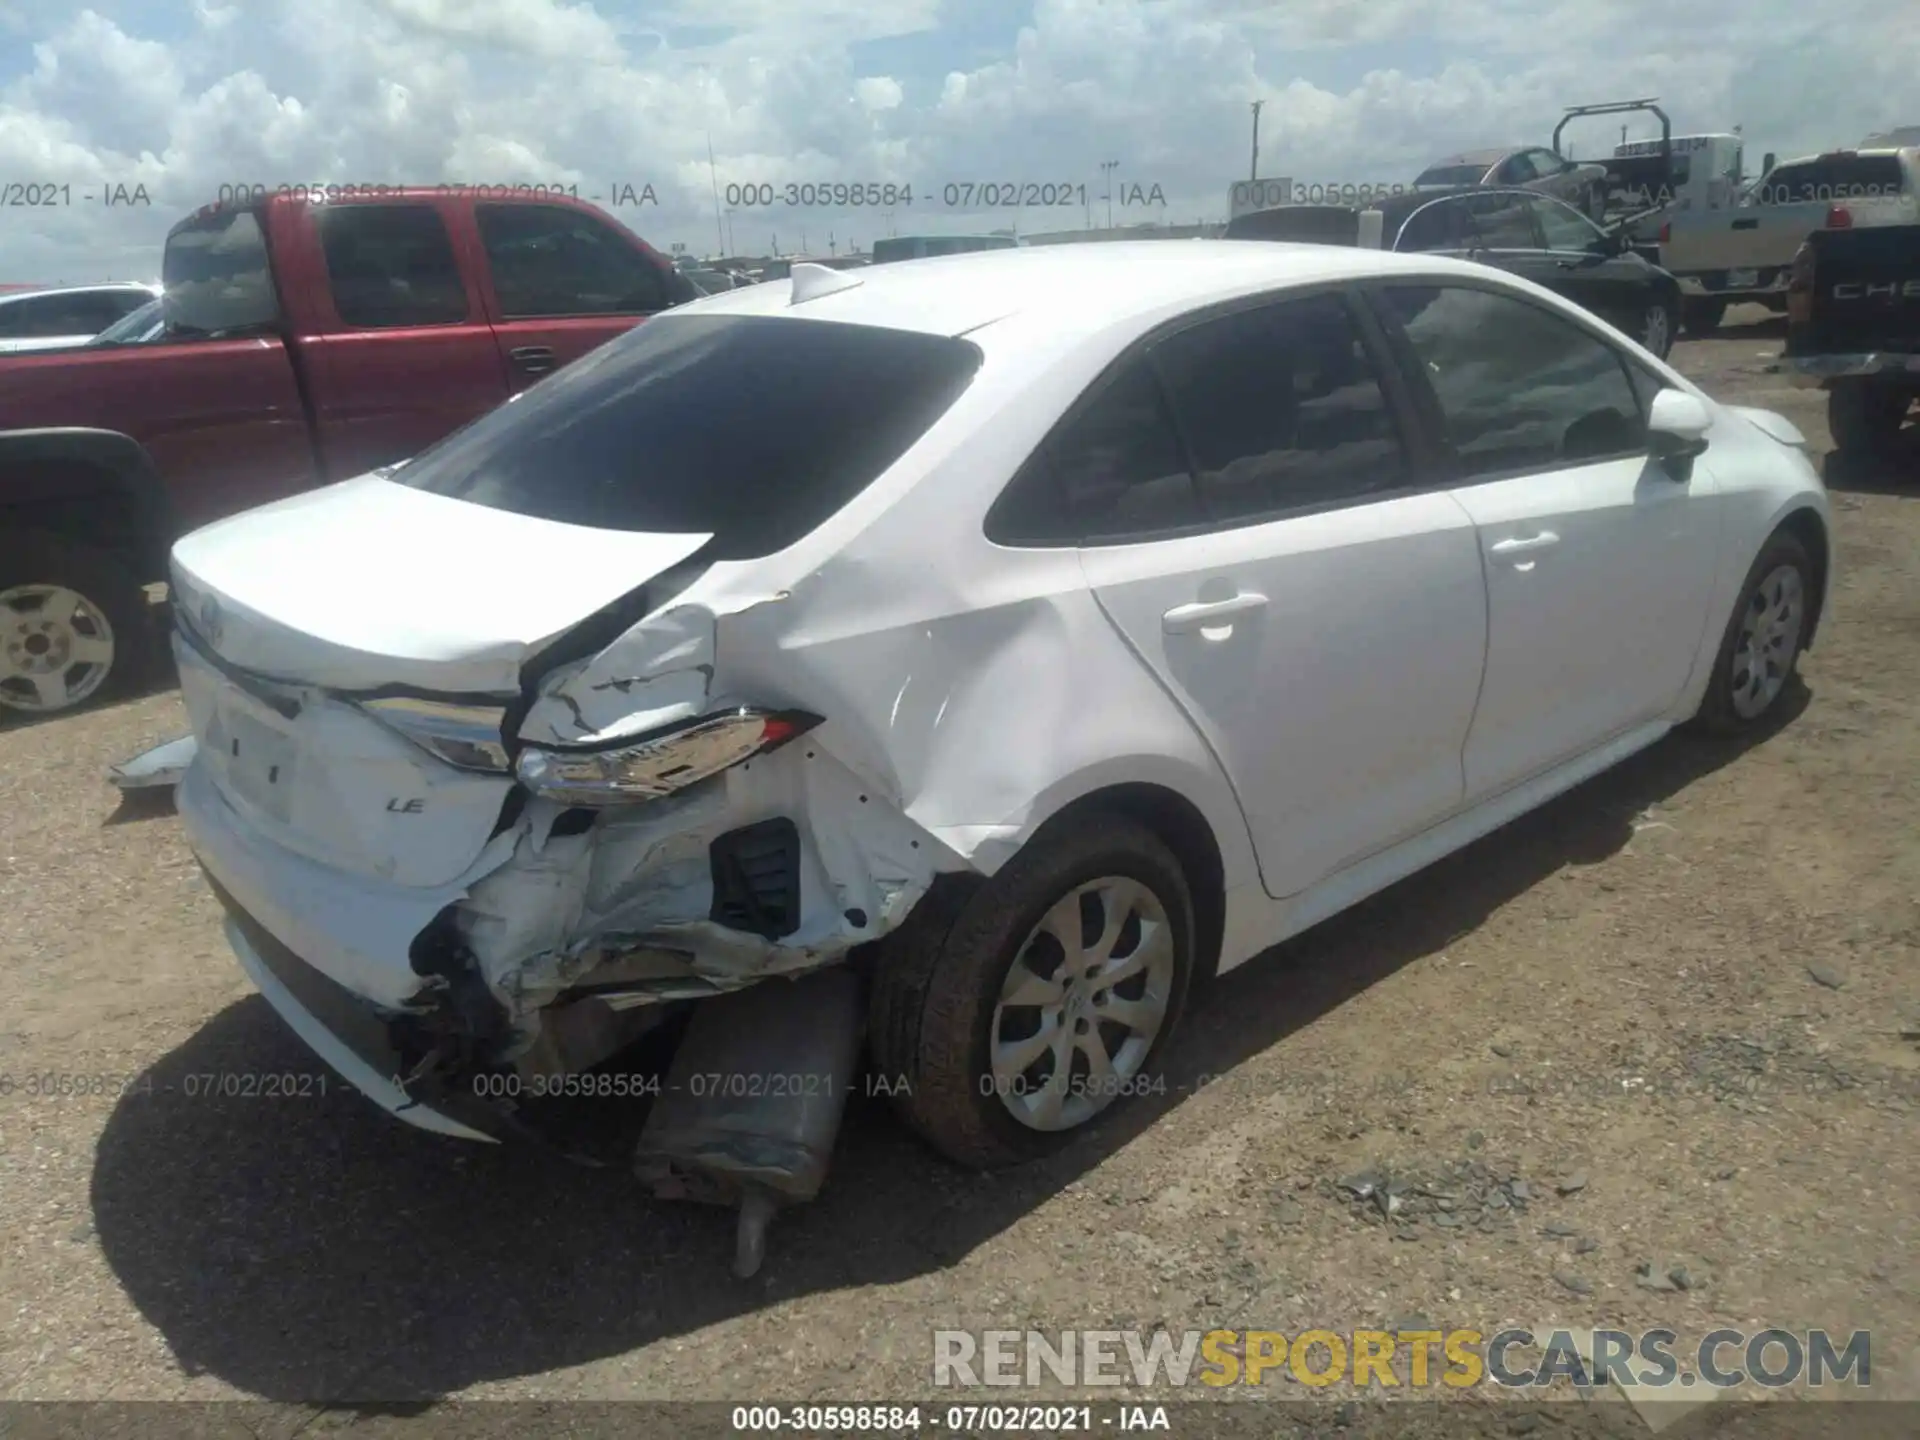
[1101,160,1119,228]
[706,132,725,257]
[1250,100,1264,182]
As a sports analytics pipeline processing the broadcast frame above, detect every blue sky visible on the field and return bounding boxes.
[0,0,1912,277]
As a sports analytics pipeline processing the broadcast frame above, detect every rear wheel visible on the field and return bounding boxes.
[0,533,150,716]
[1687,530,1813,736]
[1827,383,1911,456]
[1681,298,1726,337]
[868,811,1195,1169]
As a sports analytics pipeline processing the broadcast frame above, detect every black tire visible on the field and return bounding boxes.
[1827,383,1911,456]
[1686,529,1813,736]
[867,810,1196,1169]
[1638,299,1678,359]
[1681,298,1726,337]
[0,531,151,716]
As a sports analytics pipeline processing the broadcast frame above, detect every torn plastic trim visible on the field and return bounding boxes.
[444,735,968,1055]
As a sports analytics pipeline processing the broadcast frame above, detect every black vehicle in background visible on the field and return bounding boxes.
[1225,185,1682,358]
[1785,223,1920,457]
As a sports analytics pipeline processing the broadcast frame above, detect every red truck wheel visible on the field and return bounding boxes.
[0,533,153,716]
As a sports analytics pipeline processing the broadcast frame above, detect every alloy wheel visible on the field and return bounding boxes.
[989,876,1176,1132]
[1730,564,1804,720]
[1642,303,1672,357]
[0,583,118,713]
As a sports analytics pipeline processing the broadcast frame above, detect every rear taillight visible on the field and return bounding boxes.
[1826,204,1853,229]
[1658,221,1671,244]
[1786,241,1815,324]
[514,707,823,807]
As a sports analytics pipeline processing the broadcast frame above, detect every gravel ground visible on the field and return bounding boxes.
[2,306,1916,1431]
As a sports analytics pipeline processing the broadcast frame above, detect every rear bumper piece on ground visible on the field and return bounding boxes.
[1783,351,1920,389]
[108,733,198,790]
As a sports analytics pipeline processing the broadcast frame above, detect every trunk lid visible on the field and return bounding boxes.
[170,475,713,889]
[170,474,713,694]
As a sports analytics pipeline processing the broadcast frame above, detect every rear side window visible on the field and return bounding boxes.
[395,314,981,560]
[1382,285,1645,478]
[1150,294,1407,521]
[476,203,669,318]
[1759,156,1906,204]
[987,361,1197,544]
[162,206,280,335]
[317,205,469,328]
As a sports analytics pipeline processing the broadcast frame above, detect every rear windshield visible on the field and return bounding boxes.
[395,314,983,560]
[1415,165,1486,187]
[1756,156,1906,205]
[1224,207,1360,244]
[162,206,280,335]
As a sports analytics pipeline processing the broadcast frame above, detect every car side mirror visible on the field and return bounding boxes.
[1648,388,1711,476]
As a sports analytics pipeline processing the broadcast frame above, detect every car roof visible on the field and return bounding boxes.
[1427,150,1508,168]
[668,241,1503,341]
[0,281,157,305]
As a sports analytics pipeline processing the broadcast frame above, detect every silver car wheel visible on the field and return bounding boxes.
[989,875,1176,1133]
[0,583,117,713]
[1642,303,1672,357]
[1729,564,1804,720]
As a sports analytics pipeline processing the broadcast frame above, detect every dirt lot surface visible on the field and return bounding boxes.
[2,305,1916,1433]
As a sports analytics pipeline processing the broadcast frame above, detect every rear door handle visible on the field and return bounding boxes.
[1162,593,1269,634]
[509,345,556,375]
[1489,531,1561,557]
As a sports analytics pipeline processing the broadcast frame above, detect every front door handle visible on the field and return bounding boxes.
[1489,531,1561,558]
[509,345,556,375]
[1162,592,1269,634]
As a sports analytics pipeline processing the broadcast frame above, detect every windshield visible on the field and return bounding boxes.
[396,314,982,559]
[86,296,165,346]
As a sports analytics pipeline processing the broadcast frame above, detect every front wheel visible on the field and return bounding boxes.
[1638,299,1677,359]
[0,534,151,716]
[1687,530,1813,736]
[867,811,1196,1169]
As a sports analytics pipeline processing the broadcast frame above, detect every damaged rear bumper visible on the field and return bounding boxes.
[177,705,963,1148]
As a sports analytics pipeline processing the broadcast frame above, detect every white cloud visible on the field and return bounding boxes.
[855,76,904,111]
[0,0,1915,278]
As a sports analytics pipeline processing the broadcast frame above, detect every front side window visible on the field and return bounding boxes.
[162,206,279,336]
[1149,294,1408,522]
[317,205,469,328]
[476,204,669,318]
[1381,284,1645,478]
[397,314,981,560]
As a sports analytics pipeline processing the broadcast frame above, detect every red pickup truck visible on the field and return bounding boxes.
[0,186,692,714]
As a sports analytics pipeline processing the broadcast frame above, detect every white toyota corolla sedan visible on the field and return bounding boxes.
[167,241,1830,1186]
